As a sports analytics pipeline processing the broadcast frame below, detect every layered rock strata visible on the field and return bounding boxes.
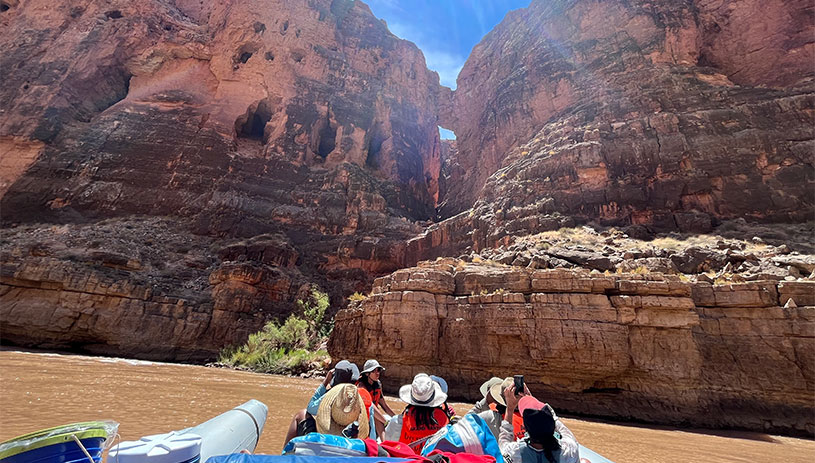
[330,260,815,435]
[0,0,445,357]
[438,0,814,235]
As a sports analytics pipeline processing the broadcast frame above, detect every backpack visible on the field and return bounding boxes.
[420,414,503,463]
[282,433,367,457]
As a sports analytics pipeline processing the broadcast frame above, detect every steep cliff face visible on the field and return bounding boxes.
[330,260,815,435]
[438,0,814,230]
[0,0,444,358]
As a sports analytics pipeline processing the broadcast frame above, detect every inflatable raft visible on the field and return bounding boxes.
[108,399,268,463]
[0,399,614,463]
[0,421,118,463]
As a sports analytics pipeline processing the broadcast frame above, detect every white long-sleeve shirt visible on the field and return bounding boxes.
[498,418,579,463]
[383,413,404,442]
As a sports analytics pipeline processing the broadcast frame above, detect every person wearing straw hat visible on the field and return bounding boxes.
[490,377,528,441]
[499,386,579,463]
[465,376,506,440]
[383,373,450,451]
[430,375,457,421]
[282,360,360,448]
[468,376,504,415]
[315,383,370,438]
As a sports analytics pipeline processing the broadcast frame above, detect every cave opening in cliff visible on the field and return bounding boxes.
[366,123,388,168]
[235,100,273,143]
[314,110,337,158]
[1,3,10,12]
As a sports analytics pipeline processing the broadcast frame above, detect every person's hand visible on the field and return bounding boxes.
[504,385,522,413]
[523,383,531,396]
[323,369,334,388]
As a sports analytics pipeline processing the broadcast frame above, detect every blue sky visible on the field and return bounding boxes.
[365,0,531,139]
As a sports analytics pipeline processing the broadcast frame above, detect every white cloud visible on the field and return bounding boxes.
[423,49,464,89]
[386,20,465,89]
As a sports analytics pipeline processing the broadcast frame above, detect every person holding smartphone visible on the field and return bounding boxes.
[499,385,580,463]
[489,377,527,440]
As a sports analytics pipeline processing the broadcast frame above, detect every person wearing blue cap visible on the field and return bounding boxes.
[282,360,360,448]
[430,375,457,421]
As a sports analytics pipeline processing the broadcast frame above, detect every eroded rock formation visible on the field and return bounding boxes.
[0,0,445,358]
[330,260,815,435]
[437,0,814,238]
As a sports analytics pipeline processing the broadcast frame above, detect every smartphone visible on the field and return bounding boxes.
[514,375,524,395]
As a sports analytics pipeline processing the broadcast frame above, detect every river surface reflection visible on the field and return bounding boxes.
[1,350,813,462]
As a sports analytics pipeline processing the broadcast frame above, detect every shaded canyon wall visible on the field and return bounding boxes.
[0,0,446,359]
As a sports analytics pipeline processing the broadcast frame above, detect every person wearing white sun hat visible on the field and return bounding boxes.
[383,373,450,451]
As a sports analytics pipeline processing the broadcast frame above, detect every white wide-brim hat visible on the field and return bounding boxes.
[399,373,447,408]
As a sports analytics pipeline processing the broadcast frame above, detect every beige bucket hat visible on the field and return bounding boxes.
[315,383,370,438]
[479,376,504,399]
[489,377,515,407]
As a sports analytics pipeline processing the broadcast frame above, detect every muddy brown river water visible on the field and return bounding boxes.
[1,350,813,462]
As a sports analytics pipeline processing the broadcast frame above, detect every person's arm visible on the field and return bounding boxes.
[554,419,580,463]
[306,370,334,415]
[306,384,327,416]
[383,414,403,442]
[467,397,487,415]
[500,385,522,445]
[477,410,501,440]
[379,396,396,416]
[499,419,523,462]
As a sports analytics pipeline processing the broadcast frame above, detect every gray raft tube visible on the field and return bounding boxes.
[182,399,268,462]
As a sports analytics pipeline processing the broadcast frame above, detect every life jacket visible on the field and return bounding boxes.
[488,403,526,440]
[400,406,449,451]
[358,387,373,409]
[357,380,383,406]
[513,411,526,440]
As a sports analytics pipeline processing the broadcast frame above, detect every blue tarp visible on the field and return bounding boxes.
[207,456,414,463]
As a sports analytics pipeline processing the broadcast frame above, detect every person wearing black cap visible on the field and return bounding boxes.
[282,360,360,448]
[499,386,579,463]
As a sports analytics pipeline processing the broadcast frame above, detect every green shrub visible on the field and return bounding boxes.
[218,288,333,375]
[299,288,333,341]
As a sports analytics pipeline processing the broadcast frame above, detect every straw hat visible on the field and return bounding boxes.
[315,383,370,438]
[398,373,447,408]
[489,377,514,407]
[479,377,503,399]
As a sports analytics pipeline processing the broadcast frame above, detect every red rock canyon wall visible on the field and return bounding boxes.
[0,0,445,359]
[330,261,815,435]
[438,0,814,235]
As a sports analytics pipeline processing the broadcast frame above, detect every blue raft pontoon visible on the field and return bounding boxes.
[0,421,118,463]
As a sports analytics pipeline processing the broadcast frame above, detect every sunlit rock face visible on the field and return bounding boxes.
[438,0,814,236]
[0,0,446,359]
[330,260,815,435]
